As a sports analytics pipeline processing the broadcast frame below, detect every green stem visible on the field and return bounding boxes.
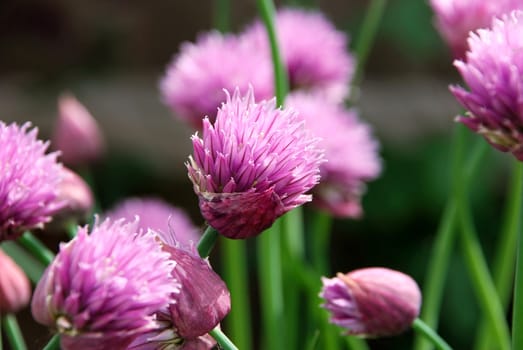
[2,314,27,350]
[513,164,523,350]
[209,327,239,350]
[17,232,54,266]
[221,239,252,350]
[42,334,61,350]
[280,208,304,350]
[351,0,387,92]
[257,222,285,350]
[197,226,219,258]
[414,127,487,350]
[475,161,523,350]
[65,221,78,239]
[213,0,230,33]
[345,336,371,350]
[256,0,289,105]
[457,198,511,350]
[412,318,452,350]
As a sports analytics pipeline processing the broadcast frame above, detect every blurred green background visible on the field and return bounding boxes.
[0,0,513,349]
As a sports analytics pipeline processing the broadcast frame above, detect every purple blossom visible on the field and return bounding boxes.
[52,94,105,166]
[243,7,355,101]
[55,167,94,222]
[31,218,179,350]
[430,0,522,58]
[286,92,381,218]
[0,122,65,241]
[0,248,31,313]
[105,197,201,247]
[450,10,523,160]
[160,31,274,129]
[128,241,229,350]
[320,267,421,337]
[187,88,324,239]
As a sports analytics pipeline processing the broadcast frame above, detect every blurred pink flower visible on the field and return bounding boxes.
[286,92,381,218]
[451,11,523,160]
[320,267,421,337]
[187,88,324,239]
[52,94,105,166]
[105,197,201,247]
[0,249,31,314]
[430,0,522,58]
[0,122,64,241]
[160,31,274,129]
[243,7,355,101]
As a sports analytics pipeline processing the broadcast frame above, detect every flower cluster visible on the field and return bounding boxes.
[0,122,64,241]
[187,88,324,238]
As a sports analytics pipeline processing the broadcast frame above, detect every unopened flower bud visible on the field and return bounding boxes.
[55,167,94,221]
[52,94,104,166]
[320,267,421,337]
[0,249,31,313]
[162,244,230,339]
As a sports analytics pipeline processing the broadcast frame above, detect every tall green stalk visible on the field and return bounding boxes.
[351,0,387,92]
[17,232,54,266]
[414,127,488,350]
[2,314,27,350]
[475,161,523,350]
[513,163,523,350]
[213,0,230,33]
[456,188,511,350]
[412,318,452,350]
[197,226,219,258]
[257,222,285,350]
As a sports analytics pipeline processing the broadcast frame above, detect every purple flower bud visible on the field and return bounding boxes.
[55,167,94,221]
[163,244,230,338]
[286,92,381,218]
[52,94,105,166]
[243,7,355,101]
[450,10,523,160]
[187,88,324,239]
[31,218,179,350]
[105,197,201,247]
[430,0,522,58]
[0,249,31,314]
[320,267,421,337]
[0,122,65,242]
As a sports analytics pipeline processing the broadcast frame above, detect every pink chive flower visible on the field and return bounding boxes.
[160,31,274,129]
[320,267,421,337]
[31,218,179,350]
[52,94,105,166]
[187,88,324,239]
[0,122,64,242]
[429,0,523,58]
[0,249,31,314]
[450,10,523,160]
[286,92,381,218]
[105,197,201,247]
[243,7,355,101]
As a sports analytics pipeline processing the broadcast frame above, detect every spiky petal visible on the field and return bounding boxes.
[0,122,64,241]
[450,10,523,160]
[320,267,421,337]
[31,218,179,350]
[187,88,324,239]
[286,92,381,218]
